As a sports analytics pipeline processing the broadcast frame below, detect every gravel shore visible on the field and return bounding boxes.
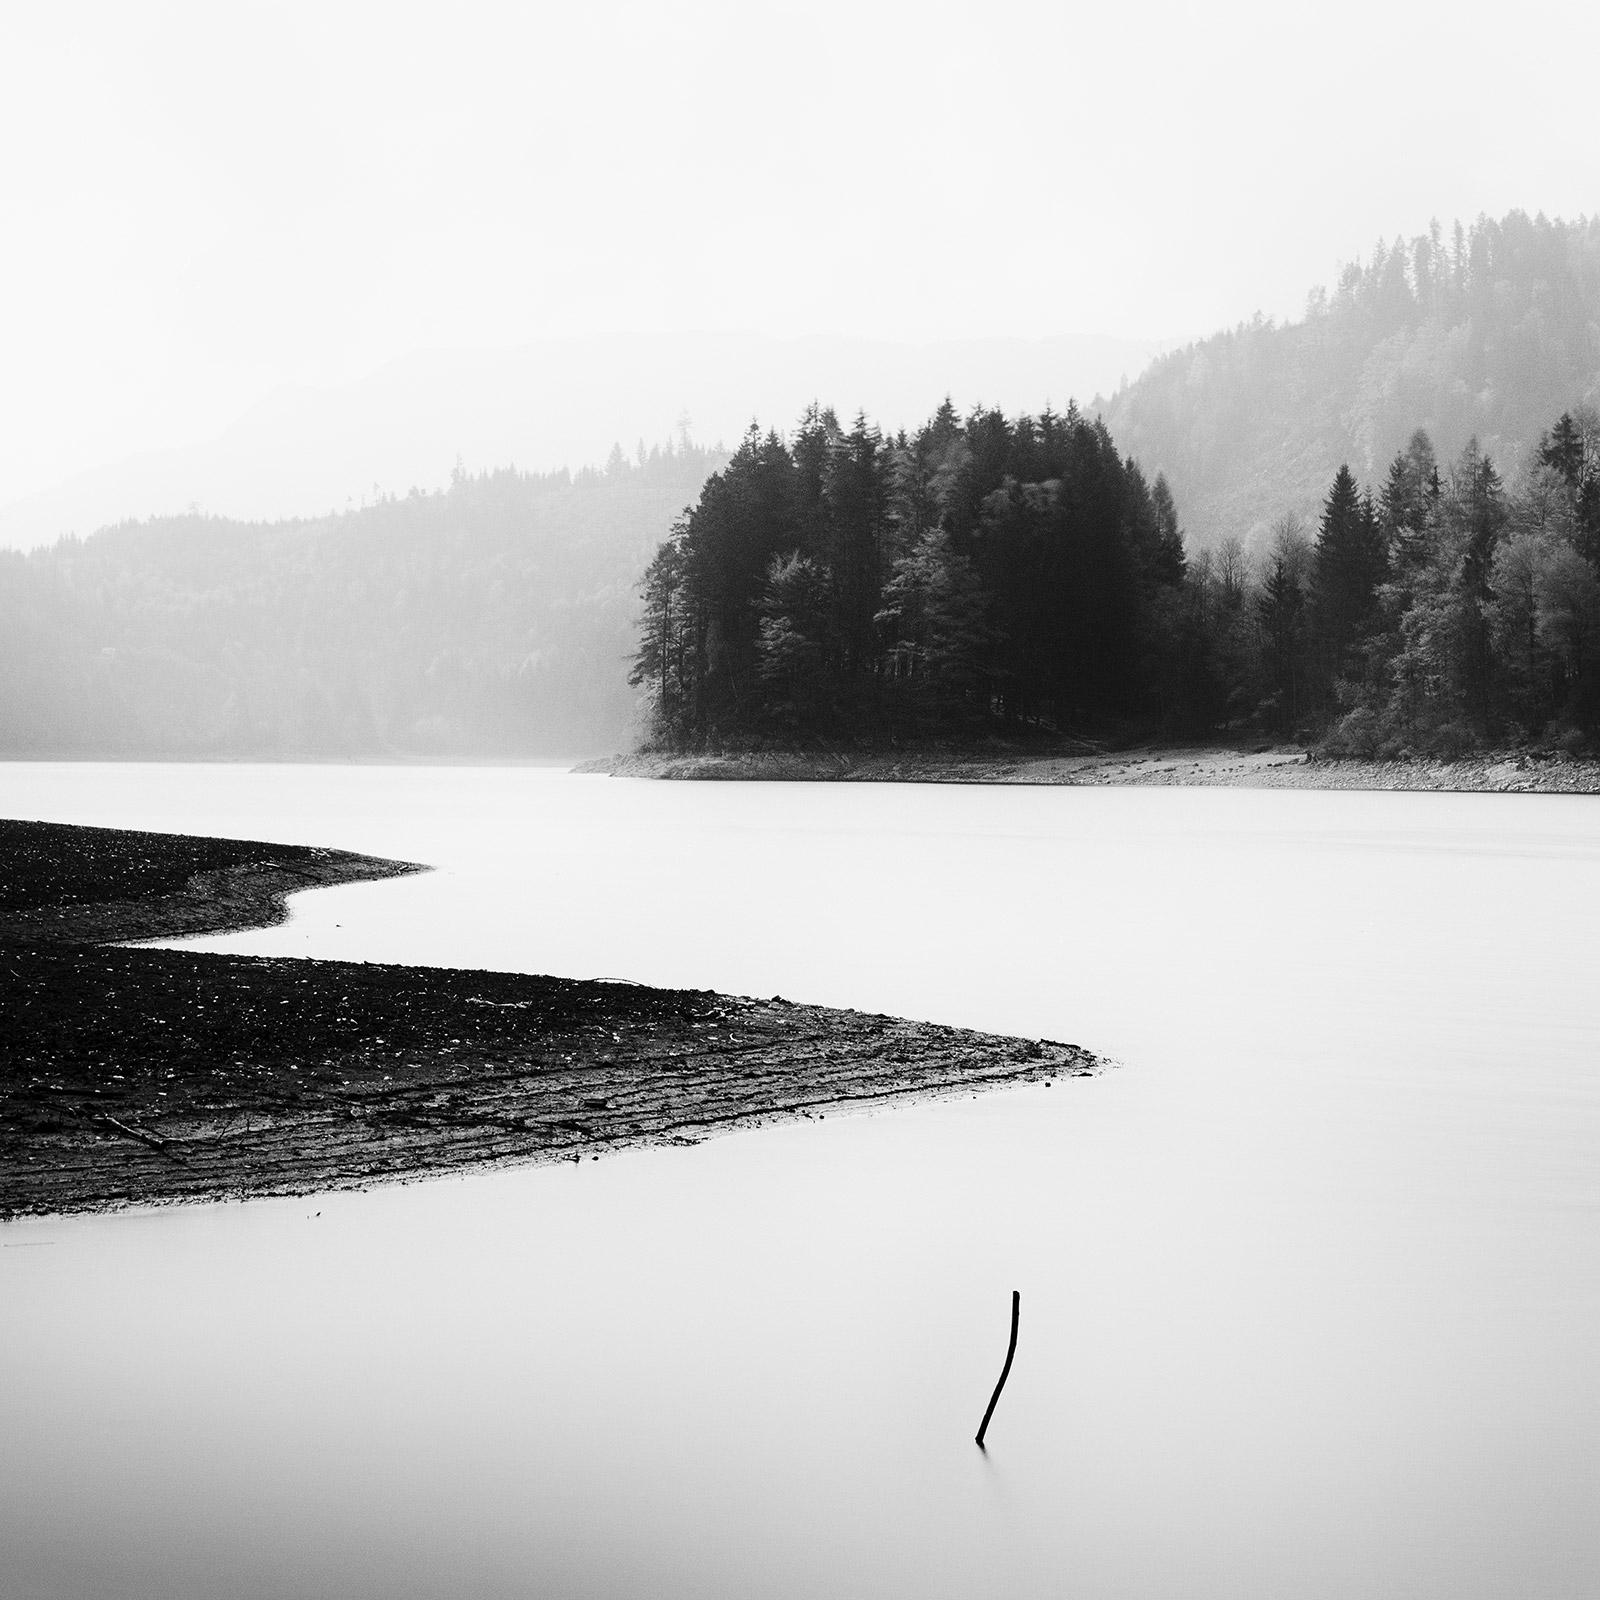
[589,745,1600,792]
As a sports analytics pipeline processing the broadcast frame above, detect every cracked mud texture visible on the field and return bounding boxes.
[1,820,1096,1217]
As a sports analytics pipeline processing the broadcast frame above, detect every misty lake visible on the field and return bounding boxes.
[3,763,1598,1599]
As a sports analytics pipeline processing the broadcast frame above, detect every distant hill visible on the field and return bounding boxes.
[1096,211,1600,552]
[0,444,726,760]
[0,331,1173,553]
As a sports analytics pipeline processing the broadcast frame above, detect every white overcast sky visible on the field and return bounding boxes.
[3,0,1597,506]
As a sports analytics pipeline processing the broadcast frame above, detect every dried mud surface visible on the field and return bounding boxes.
[1,820,1094,1217]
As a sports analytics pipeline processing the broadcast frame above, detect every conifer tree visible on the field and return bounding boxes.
[1255,519,1311,734]
[629,524,690,740]
[1311,465,1387,701]
[1453,441,1508,728]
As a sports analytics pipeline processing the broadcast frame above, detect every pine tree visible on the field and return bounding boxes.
[1255,520,1311,734]
[1380,430,1439,575]
[1149,475,1187,586]
[1539,413,1585,489]
[629,526,691,743]
[823,413,885,678]
[1453,441,1508,728]
[1311,465,1387,700]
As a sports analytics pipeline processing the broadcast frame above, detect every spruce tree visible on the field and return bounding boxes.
[1311,464,1387,700]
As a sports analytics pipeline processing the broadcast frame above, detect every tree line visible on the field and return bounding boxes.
[633,401,1600,754]
[632,402,1190,745]
[1240,411,1600,753]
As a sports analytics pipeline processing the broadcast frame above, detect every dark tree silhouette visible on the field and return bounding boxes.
[631,401,1187,746]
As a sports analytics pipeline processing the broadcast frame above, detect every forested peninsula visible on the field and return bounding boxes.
[632,403,1188,743]
[630,397,1600,764]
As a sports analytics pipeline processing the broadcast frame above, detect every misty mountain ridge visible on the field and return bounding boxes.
[0,444,727,760]
[0,331,1174,553]
[1097,211,1600,552]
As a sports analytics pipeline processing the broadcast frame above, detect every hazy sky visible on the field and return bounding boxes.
[4,0,1598,506]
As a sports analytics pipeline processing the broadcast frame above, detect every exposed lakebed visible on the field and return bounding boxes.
[2,819,1084,1216]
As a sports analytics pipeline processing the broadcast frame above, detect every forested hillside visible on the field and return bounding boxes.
[632,403,1190,745]
[1099,212,1600,552]
[0,442,725,758]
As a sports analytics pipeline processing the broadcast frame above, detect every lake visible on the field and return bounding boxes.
[3,763,1598,1598]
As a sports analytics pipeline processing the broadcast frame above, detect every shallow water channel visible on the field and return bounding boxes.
[3,764,1599,1598]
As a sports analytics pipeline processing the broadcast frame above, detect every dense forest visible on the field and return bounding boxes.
[1244,412,1600,753]
[634,403,1600,754]
[1100,211,1600,552]
[631,403,1190,744]
[0,441,725,758]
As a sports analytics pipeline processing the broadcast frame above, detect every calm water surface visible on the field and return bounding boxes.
[2,763,1597,1598]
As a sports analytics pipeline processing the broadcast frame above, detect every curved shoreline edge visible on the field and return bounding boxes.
[1,821,1099,1218]
[5,853,428,947]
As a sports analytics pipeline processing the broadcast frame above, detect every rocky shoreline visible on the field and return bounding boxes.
[588,745,1600,792]
[1,820,1095,1217]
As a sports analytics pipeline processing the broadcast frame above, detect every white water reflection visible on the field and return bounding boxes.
[2,764,1598,1598]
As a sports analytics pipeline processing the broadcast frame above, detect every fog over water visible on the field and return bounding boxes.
[2,765,1598,1598]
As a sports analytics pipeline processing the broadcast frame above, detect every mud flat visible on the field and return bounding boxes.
[1,820,1094,1217]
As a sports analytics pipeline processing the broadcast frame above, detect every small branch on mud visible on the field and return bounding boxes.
[96,1113,191,1168]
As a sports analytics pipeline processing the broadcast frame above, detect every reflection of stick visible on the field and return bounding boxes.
[975,1290,1020,1449]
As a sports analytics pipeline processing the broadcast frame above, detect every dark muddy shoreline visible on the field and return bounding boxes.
[1,820,1095,1217]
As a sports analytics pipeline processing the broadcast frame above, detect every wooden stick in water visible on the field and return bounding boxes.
[975,1289,1020,1448]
